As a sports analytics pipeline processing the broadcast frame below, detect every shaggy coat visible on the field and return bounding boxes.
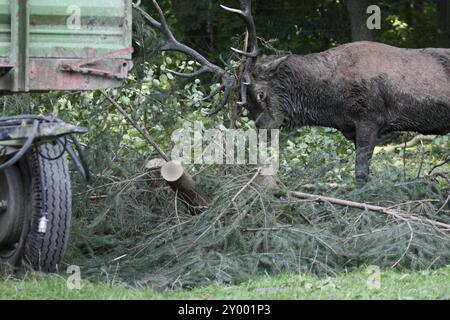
[246,41,450,181]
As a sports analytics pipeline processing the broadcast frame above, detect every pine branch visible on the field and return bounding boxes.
[289,190,450,231]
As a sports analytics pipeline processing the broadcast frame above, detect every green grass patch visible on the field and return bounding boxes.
[1,266,449,300]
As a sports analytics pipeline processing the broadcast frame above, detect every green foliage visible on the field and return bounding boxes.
[63,142,449,289]
[1,266,450,299]
[0,0,449,291]
[281,127,354,169]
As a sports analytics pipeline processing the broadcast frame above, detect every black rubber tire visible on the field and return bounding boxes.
[0,166,26,263]
[23,141,72,272]
[0,141,72,272]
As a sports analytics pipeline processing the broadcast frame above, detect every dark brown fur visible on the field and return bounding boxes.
[246,41,450,182]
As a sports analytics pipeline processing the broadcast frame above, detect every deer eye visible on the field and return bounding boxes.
[257,91,266,103]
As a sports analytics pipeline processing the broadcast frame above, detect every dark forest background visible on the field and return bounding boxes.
[137,0,450,61]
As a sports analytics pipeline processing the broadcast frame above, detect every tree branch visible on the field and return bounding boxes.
[375,135,436,155]
[101,90,170,161]
[289,190,450,231]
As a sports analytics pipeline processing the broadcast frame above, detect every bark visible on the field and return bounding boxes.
[345,0,374,41]
[438,0,450,47]
[161,160,210,215]
[289,191,450,231]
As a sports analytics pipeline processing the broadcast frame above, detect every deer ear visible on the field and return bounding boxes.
[259,55,290,73]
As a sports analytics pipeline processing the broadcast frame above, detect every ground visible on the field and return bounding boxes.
[0,266,448,300]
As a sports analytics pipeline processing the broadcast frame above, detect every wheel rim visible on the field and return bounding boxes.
[0,167,26,258]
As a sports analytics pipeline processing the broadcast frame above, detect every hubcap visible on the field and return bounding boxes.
[0,167,26,254]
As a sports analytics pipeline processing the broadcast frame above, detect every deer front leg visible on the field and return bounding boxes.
[355,124,378,183]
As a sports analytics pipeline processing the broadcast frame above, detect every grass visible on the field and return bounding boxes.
[0,266,449,300]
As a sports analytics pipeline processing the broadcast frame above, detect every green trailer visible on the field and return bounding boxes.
[0,0,133,271]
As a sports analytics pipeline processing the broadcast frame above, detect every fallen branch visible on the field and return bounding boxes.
[289,190,450,231]
[437,193,450,214]
[429,171,450,184]
[237,165,450,231]
[428,156,450,175]
[301,182,347,191]
[232,167,262,202]
[375,134,436,155]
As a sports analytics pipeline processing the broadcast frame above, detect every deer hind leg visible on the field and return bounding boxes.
[355,123,379,183]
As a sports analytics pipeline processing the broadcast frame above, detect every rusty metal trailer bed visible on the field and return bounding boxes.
[0,0,133,271]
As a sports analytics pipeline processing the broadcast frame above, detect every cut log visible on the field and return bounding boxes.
[144,158,167,189]
[253,165,281,191]
[145,158,167,171]
[161,160,209,215]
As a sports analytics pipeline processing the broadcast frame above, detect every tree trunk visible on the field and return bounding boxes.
[345,0,374,42]
[438,0,450,47]
[170,0,215,55]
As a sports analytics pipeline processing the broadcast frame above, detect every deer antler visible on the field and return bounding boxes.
[135,0,258,114]
[221,0,258,105]
[134,0,236,116]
